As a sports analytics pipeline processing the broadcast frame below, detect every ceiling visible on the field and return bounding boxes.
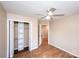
[1,1,79,19]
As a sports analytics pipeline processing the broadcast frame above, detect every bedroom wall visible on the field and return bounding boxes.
[49,14,79,57]
[0,4,7,57]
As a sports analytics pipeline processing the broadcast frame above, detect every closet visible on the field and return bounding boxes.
[14,21,29,54]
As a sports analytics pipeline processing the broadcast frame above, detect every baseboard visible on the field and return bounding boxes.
[49,43,79,58]
[29,46,38,51]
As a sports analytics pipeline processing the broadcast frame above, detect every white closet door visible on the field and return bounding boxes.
[10,20,14,58]
[18,22,24,51]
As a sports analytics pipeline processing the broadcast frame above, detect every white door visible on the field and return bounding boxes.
[18,22,24,51]
[9,20,14,58]
[39,24,42,46]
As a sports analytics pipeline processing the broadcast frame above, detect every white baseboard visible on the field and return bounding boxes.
[49,43,79,57]
[29,46,38,51]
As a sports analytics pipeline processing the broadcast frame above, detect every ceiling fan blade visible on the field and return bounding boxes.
[39,16,46,20]
[34,14,44,16]
[48,8,56,12]
[53,14,64,16]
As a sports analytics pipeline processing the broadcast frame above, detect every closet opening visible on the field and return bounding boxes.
[13,21,29,56]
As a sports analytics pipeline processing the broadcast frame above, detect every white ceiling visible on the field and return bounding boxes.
[1,1,79,19]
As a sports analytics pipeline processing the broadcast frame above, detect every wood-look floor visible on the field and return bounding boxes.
[13,38,77,58]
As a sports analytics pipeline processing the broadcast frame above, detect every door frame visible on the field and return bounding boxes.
[38,22,49,46]
[7,19,32,58]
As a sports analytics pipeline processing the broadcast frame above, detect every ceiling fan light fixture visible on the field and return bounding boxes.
[48,11,53,15]
[45,15,51,20]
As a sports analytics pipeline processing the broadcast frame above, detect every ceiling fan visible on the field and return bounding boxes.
[35,8,64,20]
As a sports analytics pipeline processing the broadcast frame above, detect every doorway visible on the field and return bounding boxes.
[39,24,48,46]
[41,25,48,45]
[8,20,30,58]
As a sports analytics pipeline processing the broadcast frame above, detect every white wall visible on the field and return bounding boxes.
[0,4,7,57]
[7,13,38,51]
[49,14,79,57]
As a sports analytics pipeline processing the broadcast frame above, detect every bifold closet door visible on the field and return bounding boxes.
[18,22,24,51]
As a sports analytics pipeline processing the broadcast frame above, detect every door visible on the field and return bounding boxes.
[18,22,24,51]
[39,24,42,46]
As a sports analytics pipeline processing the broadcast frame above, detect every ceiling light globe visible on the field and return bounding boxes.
[48,11,53,15]
[45,15,51,20]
